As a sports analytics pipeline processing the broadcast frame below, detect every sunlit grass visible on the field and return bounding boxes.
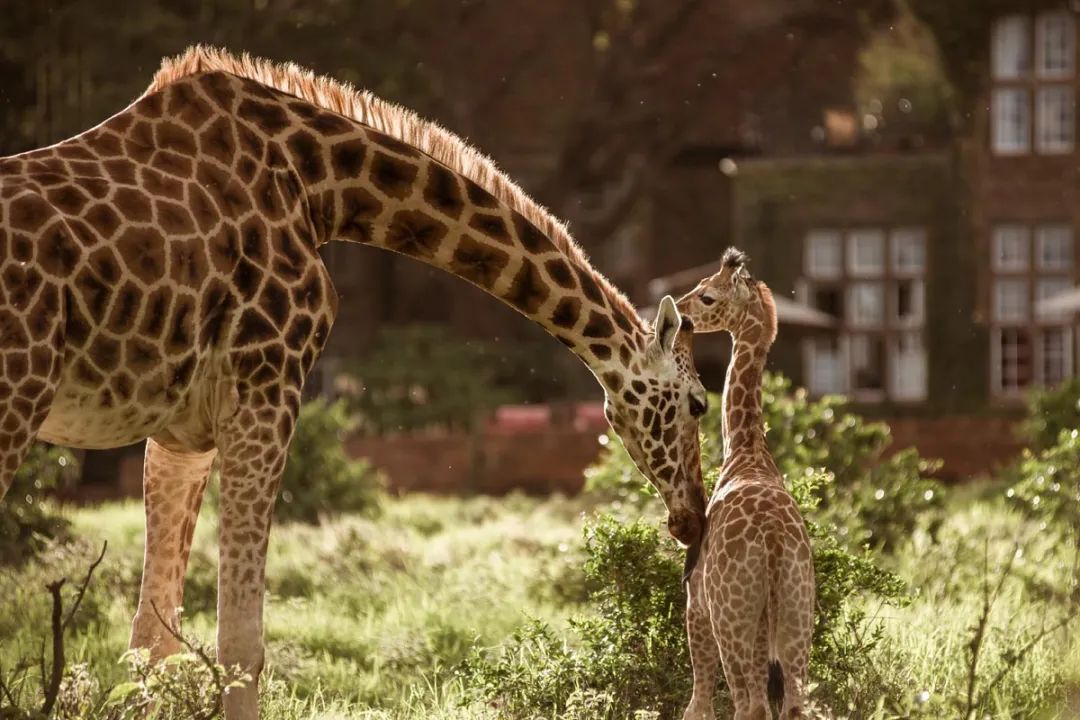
[2,490,1078,718]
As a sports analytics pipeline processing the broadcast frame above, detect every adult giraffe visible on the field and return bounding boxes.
[0,46,709,718]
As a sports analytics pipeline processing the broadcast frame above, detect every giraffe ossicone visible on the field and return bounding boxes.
[676,249,816,720]
[0,46,707,719]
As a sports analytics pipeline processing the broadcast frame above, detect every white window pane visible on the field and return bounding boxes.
[891,332,927,401]
[892,228,926,274]
[848,229,885,276]
[850,334,886,394]
[894,279,924,326]
[997,327,1034,393]
[1040,327,1072,386]
[1037,11,1075,78]
[805,337,844,395]
[994,278,1030,322]
[1037,225,1074,270]
[1038,277,1074,321]
[1036,86,1075,153]
[993,225,1030,271]
[849,282,885,326]
[806,230,842,279]
[994,15,1032,79]
[993,88,1031,154]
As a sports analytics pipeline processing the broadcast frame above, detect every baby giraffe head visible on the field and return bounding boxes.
[675,247,777,343]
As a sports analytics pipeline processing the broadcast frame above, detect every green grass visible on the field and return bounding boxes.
[1,490,1078,719]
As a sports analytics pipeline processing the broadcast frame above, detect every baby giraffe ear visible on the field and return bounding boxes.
[654,295,681,354]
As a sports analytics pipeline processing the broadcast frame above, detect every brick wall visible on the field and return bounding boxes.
[96,414,1022,502]
[345,429,605,496]
[885,415,1023,481]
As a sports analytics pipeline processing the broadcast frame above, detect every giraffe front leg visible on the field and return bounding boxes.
[682,570,721,720]
[215,400,295,720]
[130,439,216,658]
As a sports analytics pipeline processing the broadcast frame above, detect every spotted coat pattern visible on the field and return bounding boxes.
[676,252,815,720]
[0,47,708,719]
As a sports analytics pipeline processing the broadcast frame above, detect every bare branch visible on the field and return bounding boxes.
[62,541,107,631]
[41,578,66,716]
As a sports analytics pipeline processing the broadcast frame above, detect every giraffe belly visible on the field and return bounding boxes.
[37,382,174,449]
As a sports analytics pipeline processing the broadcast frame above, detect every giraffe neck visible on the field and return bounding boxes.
[721,334,774,472]
[307,135,647,376]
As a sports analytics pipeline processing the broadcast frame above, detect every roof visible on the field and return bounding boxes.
[646,259,837,329]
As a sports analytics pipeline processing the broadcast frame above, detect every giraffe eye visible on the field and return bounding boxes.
[689,393,708,418]
[700,293,716,306]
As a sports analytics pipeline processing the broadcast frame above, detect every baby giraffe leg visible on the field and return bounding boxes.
[130,439,216,658]
[682,570,721,720]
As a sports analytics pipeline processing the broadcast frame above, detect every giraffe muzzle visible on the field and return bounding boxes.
[667,508,704,547]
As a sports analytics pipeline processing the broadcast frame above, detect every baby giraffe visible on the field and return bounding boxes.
[676,249,815,720]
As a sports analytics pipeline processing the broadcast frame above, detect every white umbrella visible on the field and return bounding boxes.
[1035,286,1080,317]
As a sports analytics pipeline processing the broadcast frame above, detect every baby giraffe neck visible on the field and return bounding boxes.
[721,334,774,472]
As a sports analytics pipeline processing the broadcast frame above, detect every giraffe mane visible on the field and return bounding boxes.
[756,281,778,344]
[147,45,645,332]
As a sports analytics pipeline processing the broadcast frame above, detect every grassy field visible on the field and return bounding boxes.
[1,483,1078,719]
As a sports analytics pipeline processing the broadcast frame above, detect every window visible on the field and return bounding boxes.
[806,230,842,279]
[994,278,1029,322]
[1036,85,1075,152]
[997,328,1034,393]
[993,15,1031,80]
[802,228,927,401]
[993,225,1030,271]
[892,228,926,274]
[993,89,1031,153]
[1037,11,1075,78]
[991,222,1077,395]
[991,12,1076,155]
[849,282,885,327]
[848,229,885,275]
[806,336,844,395]
[850,334,886,394]
[1037,225,1074,270]
[1040,327,1072,386]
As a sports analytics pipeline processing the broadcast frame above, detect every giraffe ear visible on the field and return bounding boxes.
[653,295,681,355]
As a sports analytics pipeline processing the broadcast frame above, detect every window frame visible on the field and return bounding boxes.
[801,227,928,403]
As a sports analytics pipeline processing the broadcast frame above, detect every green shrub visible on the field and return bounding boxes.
[275,398,384,524]
[345,325,527,434]
[588,372,944,552]
[469,466,910,718]
[1020,377,1080,451]
[0,442,78,565]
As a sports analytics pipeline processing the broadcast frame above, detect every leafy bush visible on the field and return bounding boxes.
[275,398,384,524]
[1020,377,1080,451]
[0,442,78,565]
[469,464,910,718]
[589,372,944,552]
[345,325,527,434]
[208,399,384,524]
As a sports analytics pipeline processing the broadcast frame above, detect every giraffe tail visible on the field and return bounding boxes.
[767,660,784,705]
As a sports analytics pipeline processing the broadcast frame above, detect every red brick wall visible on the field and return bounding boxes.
[345,430,605,496]
[96,416,1021,503]
[885,415,1023,481]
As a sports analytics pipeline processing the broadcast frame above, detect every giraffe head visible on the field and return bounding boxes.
[675,248,778,343]
[600,295,708,548]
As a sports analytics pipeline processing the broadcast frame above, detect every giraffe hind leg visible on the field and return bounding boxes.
[772,552,815,719]
[130,438,217,659]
